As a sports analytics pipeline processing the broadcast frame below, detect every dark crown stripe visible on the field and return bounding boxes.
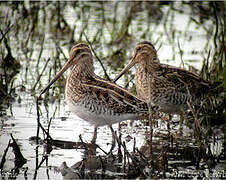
[138,41,156,50]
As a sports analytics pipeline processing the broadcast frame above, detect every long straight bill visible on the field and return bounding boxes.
[39,58,73,97]
[113,58,136,83]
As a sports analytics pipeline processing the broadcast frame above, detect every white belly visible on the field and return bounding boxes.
[66,99,139,127]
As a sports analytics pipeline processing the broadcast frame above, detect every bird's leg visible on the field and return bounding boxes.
[109,125,118,142]
[91,126,98,144]
[179,113,184,133]
[109,125,121,147]
[109,125,116,152]
[167,114,171,133]
[147,73,154,165]
[118,123,122,143]
[109,125,123,160]
[166,114,172,149]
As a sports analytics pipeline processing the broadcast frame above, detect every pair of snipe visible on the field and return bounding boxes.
[40,41,220,143]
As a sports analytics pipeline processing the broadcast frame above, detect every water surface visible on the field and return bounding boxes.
[0,1,225,179]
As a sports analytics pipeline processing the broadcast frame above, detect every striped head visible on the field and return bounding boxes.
[69,43,93,66]
[113,41,159,83]
[133,41,157,63]
[40,43,94,95]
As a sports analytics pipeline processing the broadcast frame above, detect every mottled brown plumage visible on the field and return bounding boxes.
[40,43,157,143]
[113,41,221,116]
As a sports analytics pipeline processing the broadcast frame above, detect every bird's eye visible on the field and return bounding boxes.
[74,49,81,57]
[137,47,141,51]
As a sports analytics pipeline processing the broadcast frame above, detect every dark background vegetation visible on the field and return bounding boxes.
[0,1,225,179]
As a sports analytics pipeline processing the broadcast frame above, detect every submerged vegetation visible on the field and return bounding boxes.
[0,1,225,179]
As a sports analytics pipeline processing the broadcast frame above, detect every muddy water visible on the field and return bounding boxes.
[0,96,153,179]
[0,1,225,179]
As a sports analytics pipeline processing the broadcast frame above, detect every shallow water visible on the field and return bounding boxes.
[0,1,225,179]
[0,97,152,179]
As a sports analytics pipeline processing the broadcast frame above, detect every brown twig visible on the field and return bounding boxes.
[109,125,123,162]
[35,97,53,142]
[122,141,130,171]
[122,141,135,165]
[186,88,214,163]
[83,32,111,81]
[56,43,68,61]
[177,38,185,68]
[10,134,27,167]
[147,73,153,164]
[133,137,136,153]
[79,134,88,151]
[0,24,13,43]
[109,131,116,153]
[111,2,137,44]
[33,58,51,91]
[213,2,219,50]
[161,146,168,178]
[123,141,126,172]
[34,153,48,173]
[0,140,11,170]
[36,97,41,144]
[122,141,144,174]
[186,101,202,137]
[47,118,53,136]
[98,155,105,172]
[96,145,108,155]
[136,148,148,163]
[36,34,45,68]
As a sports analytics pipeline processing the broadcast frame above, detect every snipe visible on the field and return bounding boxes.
[113,41,222,121]
[40,43,156,143]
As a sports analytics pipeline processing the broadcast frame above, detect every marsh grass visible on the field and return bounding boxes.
[0,1,225,179]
